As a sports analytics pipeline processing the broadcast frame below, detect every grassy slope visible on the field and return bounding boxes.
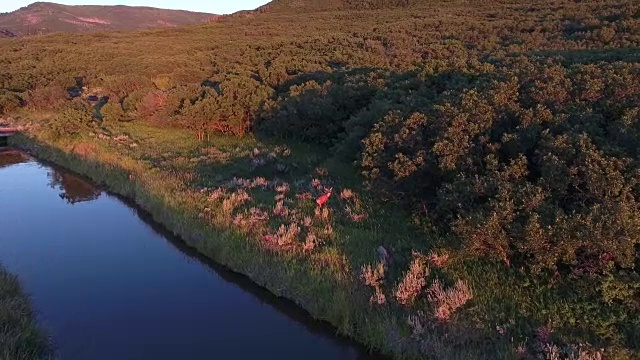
[0,266,49,360]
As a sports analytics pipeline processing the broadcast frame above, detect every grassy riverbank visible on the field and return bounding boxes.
[10,119,632,359]
[0,266,49,360]
[11,125,424,358]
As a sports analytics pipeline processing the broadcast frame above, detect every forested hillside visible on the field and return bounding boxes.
[259,0,421,12]
[0,2,214,37]
[1,0,640,358]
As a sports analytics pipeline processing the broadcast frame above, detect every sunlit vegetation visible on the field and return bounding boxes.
[3,0,640,358]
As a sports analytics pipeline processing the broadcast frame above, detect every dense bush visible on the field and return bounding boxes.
[24,86,68,111]
[100,101,128,122]
[257,72,382,145]
[361,60,640,274]
[0,90,22,115]
[51,99,96,137]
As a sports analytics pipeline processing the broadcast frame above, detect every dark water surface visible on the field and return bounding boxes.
[0,150,382,360]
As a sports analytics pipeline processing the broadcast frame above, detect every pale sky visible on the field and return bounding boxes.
[0,1,271,15]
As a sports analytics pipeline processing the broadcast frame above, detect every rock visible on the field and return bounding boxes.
[276,162,287,172]
[377,245,393,270]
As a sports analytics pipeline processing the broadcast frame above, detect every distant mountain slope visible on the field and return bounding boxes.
[259,0,424,12]
[0,2,217,37]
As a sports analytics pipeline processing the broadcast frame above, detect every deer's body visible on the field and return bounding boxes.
[316,187,333,207]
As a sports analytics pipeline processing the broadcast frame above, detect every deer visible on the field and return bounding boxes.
[315,187,333,207]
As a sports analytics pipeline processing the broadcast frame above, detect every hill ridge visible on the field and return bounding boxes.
[258,0,425,12]
[0,1,216,37]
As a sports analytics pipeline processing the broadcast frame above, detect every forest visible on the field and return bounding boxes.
[1,0,639,358]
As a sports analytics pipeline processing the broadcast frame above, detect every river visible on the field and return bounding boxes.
[0,150,383,360]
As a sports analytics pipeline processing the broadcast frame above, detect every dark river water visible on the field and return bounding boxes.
[0,150,382,360]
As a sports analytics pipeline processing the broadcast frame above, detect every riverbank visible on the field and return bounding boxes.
[9,121,627,359]
[1,149,381,359]
[0,265,49,360]
[10,128,479,360]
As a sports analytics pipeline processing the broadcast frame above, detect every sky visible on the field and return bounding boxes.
[0,1,271,15]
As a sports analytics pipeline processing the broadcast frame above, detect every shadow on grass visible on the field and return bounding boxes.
[530,47,640,64]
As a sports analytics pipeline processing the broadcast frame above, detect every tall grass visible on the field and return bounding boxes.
[0,266,50,360]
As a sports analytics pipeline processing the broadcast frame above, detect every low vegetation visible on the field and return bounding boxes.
[2,0,639,358]
[0,266,49,360]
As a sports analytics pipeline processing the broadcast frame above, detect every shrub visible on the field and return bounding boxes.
[0,90,22,115]
[257,72,381,147]
[426,279,473,322]
[25,86,68,110]
[152,74,173,91]
[122,88,154,114]
[100,101,128,122]
[361,60,640,275]
[395,252,430,306]
[137,90,169,122]
[361,262,387,305]
[51,99,95,137]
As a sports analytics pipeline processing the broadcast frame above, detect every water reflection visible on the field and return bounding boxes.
[0,151,386,360]
[47,169,102,204]
[117,195,385,360]
[0,149,30,168]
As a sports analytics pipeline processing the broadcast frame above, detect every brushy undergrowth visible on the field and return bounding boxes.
[0,265,50,360]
